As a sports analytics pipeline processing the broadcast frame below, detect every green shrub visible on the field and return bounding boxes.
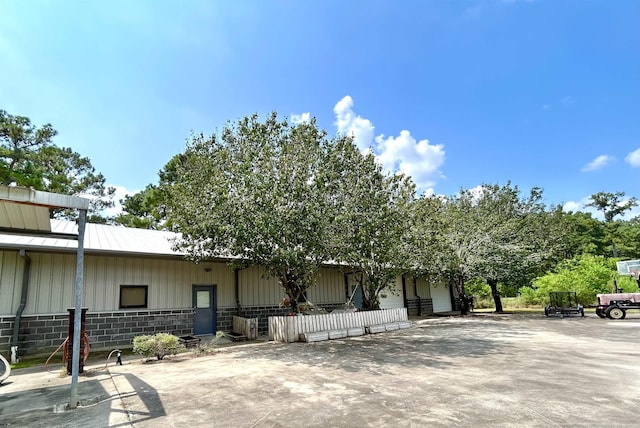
[465,279,492,299]
[132,333,184,360]
[524,254,621,305]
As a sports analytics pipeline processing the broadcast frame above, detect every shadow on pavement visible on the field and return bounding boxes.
[227,317,531,373]
[0,370,165,428]
[109,372,167,427]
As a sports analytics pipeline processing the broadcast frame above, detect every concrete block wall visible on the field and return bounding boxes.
[86,309,193,351]
[0,308,194,358]
[216,307,238,333]
[406,298,434,316]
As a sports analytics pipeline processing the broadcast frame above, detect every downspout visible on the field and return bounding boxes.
[344,273,350,301]
[11,249,31,364]
[234,267,241,315]
[401,275,408,311]
[414,276,422,317]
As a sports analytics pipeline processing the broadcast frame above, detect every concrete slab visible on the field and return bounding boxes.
[1,314,639,427]
[328,329,348,340]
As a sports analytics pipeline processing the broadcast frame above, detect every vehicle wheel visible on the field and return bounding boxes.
[605,306,626,320]
[0,354,10,385]
[595,308,606,318]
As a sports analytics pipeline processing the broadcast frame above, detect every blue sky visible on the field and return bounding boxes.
[1,0,638,218]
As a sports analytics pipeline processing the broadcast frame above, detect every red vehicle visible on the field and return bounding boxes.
[595,260,640,320]
[595,292,640,319]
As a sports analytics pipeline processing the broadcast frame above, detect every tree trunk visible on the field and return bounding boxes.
[488,279,503,313]
[451,275,469,315]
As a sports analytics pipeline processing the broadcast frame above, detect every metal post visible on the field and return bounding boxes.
[69,209,86,409]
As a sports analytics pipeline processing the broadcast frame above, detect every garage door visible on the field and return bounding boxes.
[431,283,452,313]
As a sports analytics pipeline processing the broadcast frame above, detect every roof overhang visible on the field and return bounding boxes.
[0,185,90,235]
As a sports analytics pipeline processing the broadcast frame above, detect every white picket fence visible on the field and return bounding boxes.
[268,308,409,343]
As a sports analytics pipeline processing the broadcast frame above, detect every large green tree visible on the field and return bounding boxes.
[587,191,638,257]
[521,254,628,305]
[115,154,184,229]
[168,113,333,312]
[435,183,560,313]
[470,184,560,312]
[555,210,607,257]
[615,216,640,259]
[0,109,114,221]
[322,137,414,310]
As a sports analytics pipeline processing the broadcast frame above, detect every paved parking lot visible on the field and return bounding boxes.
[1,313,639,427]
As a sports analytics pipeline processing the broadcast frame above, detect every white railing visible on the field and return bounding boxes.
[232,316,258,340]
[268,308,408,343]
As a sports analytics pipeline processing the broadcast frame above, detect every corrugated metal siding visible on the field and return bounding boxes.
[0,200,51,231]
[28,253,76,314]
[4,247,358,315]
[0,250,23,315]
[238,266,282,306]
[416,277,431,298]
[404,276,416,298]
[238,266,347,306]
[22,253,236,314]
[379,276,405,309]
[306,268,345,304]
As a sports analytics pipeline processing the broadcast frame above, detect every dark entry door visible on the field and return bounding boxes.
[193,285,216,335]
[352,285,364,309]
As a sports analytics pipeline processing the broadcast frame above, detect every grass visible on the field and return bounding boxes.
[473,296,543,312]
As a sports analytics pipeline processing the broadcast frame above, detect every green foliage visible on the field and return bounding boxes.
[322,136,414,310]
[555,210,607,257]
[115,154,183,229]
[132,333,184,360]
[0,109,114,221]
[414,182,560,313]
[587,191,638,223]
[615,275,640,293]
[520,254,617,305]
[613,216,640,259]
[587,191,638,257]
[465,279,491,298]
[169,113,333,311]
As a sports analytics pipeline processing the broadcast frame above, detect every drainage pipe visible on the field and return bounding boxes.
[401,275,408,310]
[11,249,31,364]
[234,265,248,315]
[414,276,422,317]
[235,267,241,315]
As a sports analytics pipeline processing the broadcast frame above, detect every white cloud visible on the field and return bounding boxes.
[333,96,445,192]
[625,148,640,167]
[561,96,575,106]
[333,96,376,151]
[290,112,311,125]
[581,155,614,172]
[100,184,139,218]
[375,131,445,189]
[562,200,583,213]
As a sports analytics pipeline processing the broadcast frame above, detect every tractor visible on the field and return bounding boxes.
[595,260,640,320]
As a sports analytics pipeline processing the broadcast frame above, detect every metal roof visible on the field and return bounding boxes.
[0,220,182,257]
[0,185,90,233]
